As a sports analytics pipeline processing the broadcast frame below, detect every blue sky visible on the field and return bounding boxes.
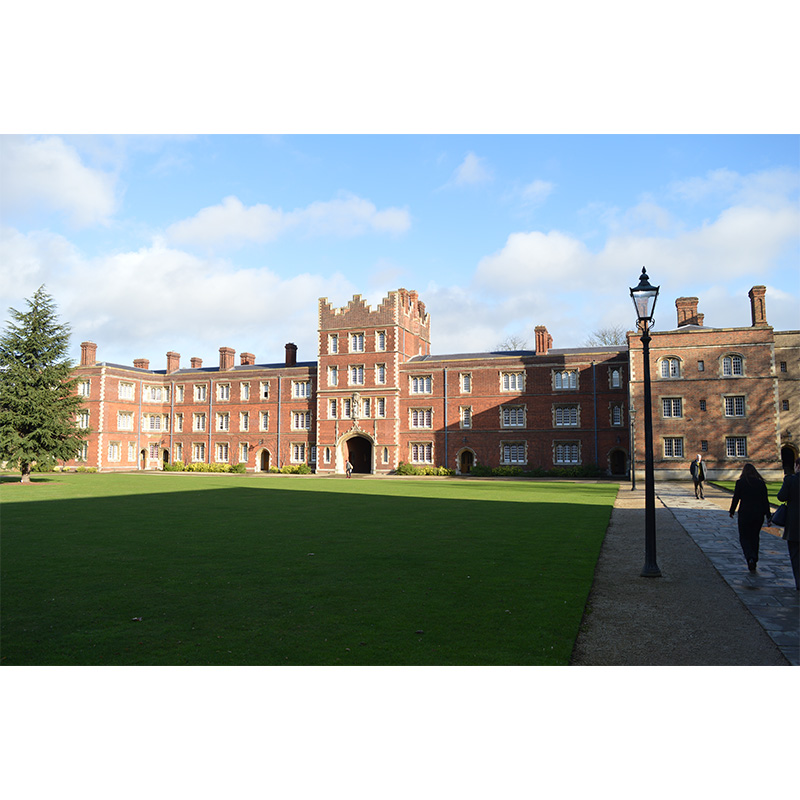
[2,134,798,368]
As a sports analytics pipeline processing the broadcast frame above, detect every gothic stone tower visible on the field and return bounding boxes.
[316,289,431,474]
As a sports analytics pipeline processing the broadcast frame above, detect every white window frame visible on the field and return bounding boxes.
[502,372,525,392]
[260,381,270,400]
[78,409,90,429]
[664,437,684,458]
[411,375,432,394]
[349,365,365,386]
[662,398,683,418]
[192,442,206,462]
[193,413,206,432]
[328,366,338,387]
[376,397,386,418]
[460,406,472,429]
[376,330,387,351]
[240,382,250,401]
[460,373,472,393]
[217,383,231,401]
[722,355,743,377]
[292,443,307,463]
[411,408,433,429]
[411,442,433,464]
[726,437,747,458]
[724,395,746,417]
[329,334,339,354]
[216,412,230,431]
[554,405,578,427]
[119,382,135,400]
[260,411,269,431]
[240,411,249,431]
[611,405,623,426]
[78,380,91,397]
[660,358,681,379]
[174,413,183,432]
[350,332,365,353]
[215,442,229,463]
[554,370,578,390]
[293,411,311,430]
[239,443,249,463]
[553,442,579,465]
[502,442,527,464]
[194,384,207,402]
[375,363,387,384]
[502,406,525,427]
[108,442,121,462]
[293,380,311,399]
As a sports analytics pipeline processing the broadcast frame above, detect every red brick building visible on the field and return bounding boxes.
[67,285,797,480]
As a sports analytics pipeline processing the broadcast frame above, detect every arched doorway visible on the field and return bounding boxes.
[458,449,475,475]
[162,449,169,469]
[346,435,372,474]
[609,449,627,476]
[258,450,271,472]
[782,444,797,474]
[140,449,147,470]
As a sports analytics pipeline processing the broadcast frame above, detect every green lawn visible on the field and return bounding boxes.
[1,473,617,666]
[712,481,784,507]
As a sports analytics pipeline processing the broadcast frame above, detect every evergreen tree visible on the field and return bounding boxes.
[0,286,87,482]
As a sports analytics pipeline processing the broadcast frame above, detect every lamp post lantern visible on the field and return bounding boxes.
[630,267,661,577]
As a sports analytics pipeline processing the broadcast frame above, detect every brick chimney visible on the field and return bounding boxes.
[80,341,97,366]
[240,352,255,366]
[676,297,703,327]
[285,342,298,367]
[749,285,768,327]
[191,357,203,369]
[534,326,552,355]
[219,347,235,371]
[133,358,150,370]
[166,351,180,373]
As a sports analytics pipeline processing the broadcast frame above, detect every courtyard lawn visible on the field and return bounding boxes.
[712,481,784,507]
[0,473,617,666]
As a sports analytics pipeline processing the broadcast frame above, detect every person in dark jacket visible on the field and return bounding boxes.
[729,463,772,572]
[777,458,800,590]
[690,454,707,498]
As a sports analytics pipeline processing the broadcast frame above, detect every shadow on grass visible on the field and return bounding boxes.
[1,480,615,667]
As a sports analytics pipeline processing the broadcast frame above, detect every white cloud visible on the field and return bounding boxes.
[670,166,800,209]
[0,136,118,227]
[521,179,554,206]
[450,152,493,186]
[166,192,411,249]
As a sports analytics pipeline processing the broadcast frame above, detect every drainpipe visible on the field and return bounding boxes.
[277,376,282,468]
[208,380,213,463]
[137,378,143,470]
[444,368,448,470]
[592,361,598,466]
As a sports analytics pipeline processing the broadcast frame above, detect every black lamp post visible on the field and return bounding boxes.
[630,267,661,577]
[629,407,636,491]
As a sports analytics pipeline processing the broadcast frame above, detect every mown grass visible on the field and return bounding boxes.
[1,473,618,666]
[711,480,784,506]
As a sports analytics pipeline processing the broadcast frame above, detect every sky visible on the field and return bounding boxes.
[2,133,798,369]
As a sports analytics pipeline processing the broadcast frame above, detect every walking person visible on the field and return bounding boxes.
[345,459,353,478]
[729,463,772,572]
[777,457,800,590]
[690,453,707,498]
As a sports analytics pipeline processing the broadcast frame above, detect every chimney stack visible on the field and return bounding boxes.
[166,351,180,373]
[219,347,235,371]
[534,326,552,355]
[191,357,203,369]
[749,286,768,327]
[80,341,97,366]
[240,352,255,366]
[285,342,298,367]
[676,297,703,327]
[133,358,150,370]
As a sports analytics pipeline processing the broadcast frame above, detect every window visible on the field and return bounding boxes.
[194,384,207,402]
[502,406,525,427]
[260,411,269,431]
[310,446,317,464]
[701,440,708,452]
[780,361,787,373]
[554,443,579,464]
[217,412,230,431]
[411,408,432,428]
[240,443,249,463]
[260,382,270,400]
[349,366,364,385]
[699,400,706,411]
[328,366,338,386]
[146,414,165,431]
[375,364,386,384]
[502,372,524,392]
[78,380,91,396]
[660,358,680,378]
[350,332,364,352]
[411,375,432,394]
[662,398,682,418]
[119,382,135,400]
[610,369,621,388]
[697,360,705,372]
[782,399,790,411]
[554,405,578,427]
[329,334,338,354]
[343,398,352,418]
[118,411,134,430]
[502,442,526,464]
[293,411,311,429]
[174,413,183,432]
[376,398,386,418]
[724,396,745,417]
[664,437,684,458]
[145,385,168,402]
[411,442,433,463]
[362,398,371,417]
[175,385,185,402]
[726,437,747,458]
[192,442,206,462]
[239,411,249,431]
[175,442,183,462]
[293,380,311,398]
[722,355,743,376]
[554,370,577,390]
[461,373,472,393]
[108,442,120,461]
[217,383,230,401]
[78,410,90,429]
[611,406,623,426]
[292,443,306,463]
[148,443,159,460]
[328,399,337,418]
[376,331,387,351]
[460,407,472,428]
[193,413,206,431]
[382,447,389,464]
[128,442,135,462]
[216,443,229,463]
[240,383,250,400]
[78,442,88,461]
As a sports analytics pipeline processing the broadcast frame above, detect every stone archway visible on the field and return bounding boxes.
[781,444,797,474]
[346,435,373,474]
[457,448,475,475]
[255,449,271,472]
[609,449,627,476]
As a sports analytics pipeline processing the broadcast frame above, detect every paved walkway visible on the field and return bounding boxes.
[658,482,799,665]
[571,480,798,666]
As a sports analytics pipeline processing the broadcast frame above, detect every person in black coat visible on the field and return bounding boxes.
[729,463,772,572]
[690,454,707,498]
[777,458,800,590]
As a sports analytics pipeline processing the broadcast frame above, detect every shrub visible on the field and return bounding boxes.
[230,462,247,473]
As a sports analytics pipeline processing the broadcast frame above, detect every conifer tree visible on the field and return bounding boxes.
[0,286,87,482]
